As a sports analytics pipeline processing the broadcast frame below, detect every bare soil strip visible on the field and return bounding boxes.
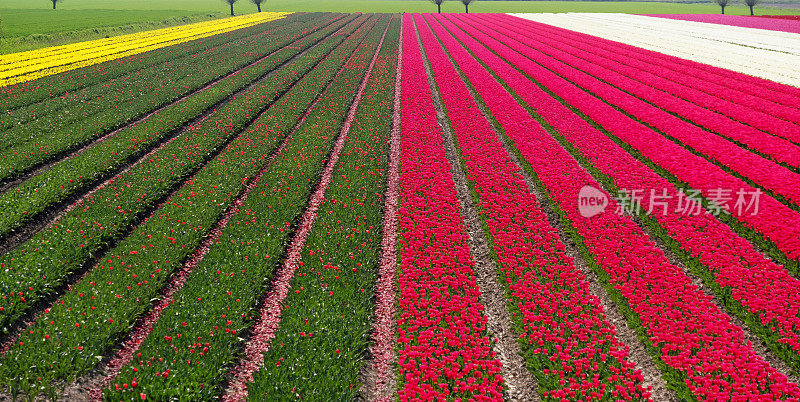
[221,21,391,402]
[413,17,540,402]
[361,19,403,402]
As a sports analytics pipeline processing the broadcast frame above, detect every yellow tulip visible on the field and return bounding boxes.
[0,12,290,87]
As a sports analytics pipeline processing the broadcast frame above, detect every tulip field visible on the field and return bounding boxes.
[1,9,799,401]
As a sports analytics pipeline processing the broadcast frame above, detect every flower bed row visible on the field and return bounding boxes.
[646,14,800,35]
[0,13,353,246]
[0,15,383,401]
[531,14,800,108]
[470,14,800,374]
[0,14,306,112]
[102,15,392,401]
[438,12,800,399]
[756,15,800,21]
[416,13,648,401]
[0,14,309,134]
[0,13,291,87]
[511,13,800,93]
[459,14,800,268]
[0,14,371,335]
[394,15,503,401]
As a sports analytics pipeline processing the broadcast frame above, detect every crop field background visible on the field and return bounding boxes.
[1,3,800,401]
[2,0,797,53]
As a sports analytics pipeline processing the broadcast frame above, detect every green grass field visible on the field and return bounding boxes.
[1,0,797,54]
[0,9,222,53]
[3,0,799,14]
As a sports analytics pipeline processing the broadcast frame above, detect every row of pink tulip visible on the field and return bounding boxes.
[646,14,800,35]
[395,15,503,401]
[456,14,800,265]
[415,13,649,400]
[436,12,800,399]
[485,14,800,149]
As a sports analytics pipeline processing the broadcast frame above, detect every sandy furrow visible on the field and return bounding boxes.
[362,18,403,402]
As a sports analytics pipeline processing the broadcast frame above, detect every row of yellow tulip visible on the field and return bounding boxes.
[0,12,290,87]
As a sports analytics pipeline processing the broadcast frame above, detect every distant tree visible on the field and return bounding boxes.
[715,0,730,14]
[461,0,475,13]
[223,0,238,16]
[743,0,759,15]
[431,0,445,14]
[50,0,60,10]
[250,0,265,12]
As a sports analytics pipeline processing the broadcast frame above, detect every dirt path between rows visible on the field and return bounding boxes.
[361,17,403,402]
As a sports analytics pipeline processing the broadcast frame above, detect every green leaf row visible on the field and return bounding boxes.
[0,14,303,112]
[0,14,345,187]
[0,13,317,135]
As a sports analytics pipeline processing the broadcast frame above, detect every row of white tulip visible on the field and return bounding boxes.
[510,13,800,87]
[618,14,800,54]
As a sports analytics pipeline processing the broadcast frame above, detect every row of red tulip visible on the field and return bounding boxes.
[436,12,800,399]
[646,14,800,35]
[499,15,800,130]
[395,15,504,401]
[517,18,800,108]
[416,13,649,400]
[0,15,380,400]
